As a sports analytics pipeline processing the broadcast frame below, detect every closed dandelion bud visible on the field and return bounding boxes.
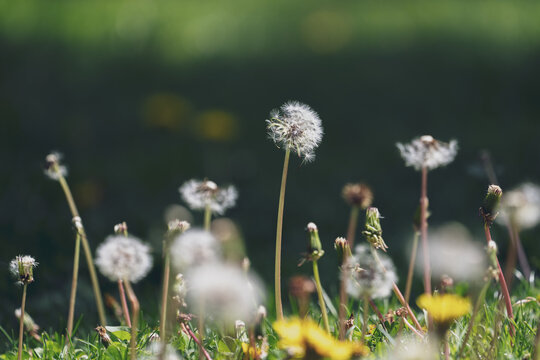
[362,207,388,251]
[334,237,351,264]
[167,219,190,234]
[235,320,246,338]
[307,222,324,260]
[342,183,373,209]
[10,255,38,285]
[242,257,251,273]
[95,326,111,348]
[481,185,503,225]
[114,222,128,235]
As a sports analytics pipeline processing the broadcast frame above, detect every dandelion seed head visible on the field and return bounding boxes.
[381,337,437,360]
[138,343,181,360]
[44,152,68,180]
[498,182,540,229]
[10,255,38,285]
[186,263,264,324]
[179,179,238,215]
[266,101,323,162]
[342,183,373,209]
[344,245,396,299]
[170,229,221,271]
[95,235,153,283]
[396,136,458,171]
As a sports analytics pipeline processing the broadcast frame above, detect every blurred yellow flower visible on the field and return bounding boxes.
[273,318,368,359]
[417,294,471,326]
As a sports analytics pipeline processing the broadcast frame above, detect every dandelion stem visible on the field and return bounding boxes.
[17,284,27,360]
[204,204,212,231]
[368,299,387,331]
[198,302,206,360]
[274,148,290,321]
[404,230,420,304]
[483,223,515,337]
[457,280,490,359]
[182,323,213,360]
[118,280,131,327]
[53,164,106,325]
[339,206,359,339]
[371,248,423,333]
[420,166,431,295]
[362,295,369,345]
[123,279,139,360]
[312,259,330,333]
[159,242,171,340]
[66,232,81,341]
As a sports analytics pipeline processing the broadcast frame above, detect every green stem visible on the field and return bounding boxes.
[420,166,431,295]
[457,280,490,359]
[404,231,420,304]
[124,279,139,360]
[66,232,81,341]
[362,295,369,345]
[274,149,290,321]
[198,302,206,360]
[159,246,171,340]
[312,260,330,333]
[53,164,106,326]
[17,284,27,360]
[339,206,359,339]
[204,204,212,231]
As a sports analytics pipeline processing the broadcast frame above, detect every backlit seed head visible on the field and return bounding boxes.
[170,229,221,271]
[9,255,38,285]
[397,136,458,171]
[342,183,373,209]
[179,179,238,215]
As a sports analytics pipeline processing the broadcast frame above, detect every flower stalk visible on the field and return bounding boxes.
[123,279,139,360]
[66,230,81,340]
[17,284,27,360]
[420,166,431,295]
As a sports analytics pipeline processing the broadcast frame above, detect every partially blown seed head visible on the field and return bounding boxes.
[179,179,238,215]
[396,135,458,171]
[266,101,323,162]
[10,255,38,285]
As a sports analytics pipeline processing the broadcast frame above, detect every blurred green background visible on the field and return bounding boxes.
[1,0,540,340]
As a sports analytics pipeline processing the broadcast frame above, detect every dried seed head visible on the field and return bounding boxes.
[95,326,111,348]
[342,183,373,209]
[44,152,68,180]
[288,276,316,299]
[179,179,238,215]
[266,101,323,162]
[397,135,458,171]
[9,255,38,285]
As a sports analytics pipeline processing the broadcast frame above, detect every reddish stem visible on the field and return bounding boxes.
[368,299,387,331]
[182,324,213,360]
[118,280,131,327]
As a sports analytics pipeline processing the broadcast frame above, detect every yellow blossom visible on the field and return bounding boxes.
[417,294,471,326]
[273,317,369,359]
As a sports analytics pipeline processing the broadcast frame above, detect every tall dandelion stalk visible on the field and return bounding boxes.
[10,255,38,360]
[266,101,323,319]
[397,136,458,295]
[305,222,329,332]
[66,217,83,340]
[45,152,107,325]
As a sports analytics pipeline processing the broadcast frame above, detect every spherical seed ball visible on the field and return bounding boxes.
[396,135,458,171]
[179,179,238,215]
[170,229,221,271]
[95,235,153,283]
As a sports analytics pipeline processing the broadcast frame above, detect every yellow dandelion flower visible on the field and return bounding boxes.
[273,318,369,360]
[417,293,471,326]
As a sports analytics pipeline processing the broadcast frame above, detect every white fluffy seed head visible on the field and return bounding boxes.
[179,179,238,215]
[266,101,323,162]
[95,235,153,283]
[9,255,38,285]
[344,245,396,299]
[44,151,68,180]
[396,136,458,171]
[498,182,540,230]
[170,229,221,271]
[185,263,264,324]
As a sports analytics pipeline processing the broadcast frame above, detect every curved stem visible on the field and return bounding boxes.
[274,149,290,320]
[404,231,420,304]
[312,260,330,332]
[67,232,81,341]
[118,280,131,327]
[17,284,27,360]
[420,166,431,295]
[182,324,213,360]
[124,280,139,360]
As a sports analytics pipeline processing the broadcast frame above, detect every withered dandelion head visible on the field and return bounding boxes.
[10,255,38,285]
[44,152,68,180]
[342,183,373,209]
[179,179,237,215]
[396,135,458,171]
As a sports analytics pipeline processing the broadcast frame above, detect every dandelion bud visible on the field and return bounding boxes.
[306,222,324,260]
[257,305,267,321]
[334,237,351,264]
[95,326,111,348]
[114,222,128,235]
[481,185,503,225]
[362,207,388,251]
[9,255,38,285]
[342,183,373,209]
[235,320,246,338]
[167,219,190,234]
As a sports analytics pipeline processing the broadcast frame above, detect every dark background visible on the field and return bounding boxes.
[1,0,540,341]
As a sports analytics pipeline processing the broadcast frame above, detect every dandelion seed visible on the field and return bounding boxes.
[179,179,237,215]
[499,182,540,229]
[266,101,323,162]
[170,229,221,271]
[10,255,38,285]
[344,245,396,299]
[44,152,68,180]
[396,135,458,171]
[95,235,153,283]
[186,263,264,324]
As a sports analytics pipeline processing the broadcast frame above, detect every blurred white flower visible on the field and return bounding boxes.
[44,152,68,180]
[498,182,540,230]
[344,245,396,299]
[138,342,181,360]
[179,179,237,215]
[10,255,38,285]
[380,336,437,360]
[186,263,264,324]
[170,229,221,271]
[95,235,153,283]
[419,223,486,282]
[266,101,323,162]
[396,135,458,171]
